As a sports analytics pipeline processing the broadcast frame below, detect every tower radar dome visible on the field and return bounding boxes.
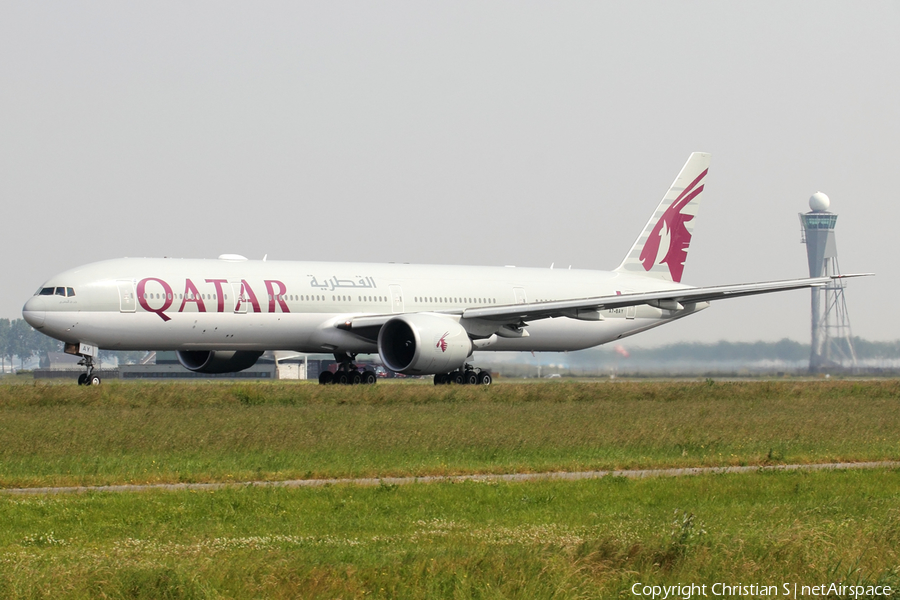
[809,192,831,212]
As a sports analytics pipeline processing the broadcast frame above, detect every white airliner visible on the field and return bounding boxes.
[22,153,864,385]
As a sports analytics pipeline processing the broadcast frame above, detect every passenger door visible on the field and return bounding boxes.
[390,285,404,313]
[117,280,136,313]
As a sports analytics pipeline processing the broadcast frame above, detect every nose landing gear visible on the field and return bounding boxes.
[76,355,101,386]
[64,342,101,386]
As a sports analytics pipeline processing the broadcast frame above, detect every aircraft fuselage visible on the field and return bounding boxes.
[22,257,703,354]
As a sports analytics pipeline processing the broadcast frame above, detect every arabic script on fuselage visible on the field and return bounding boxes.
[307,275,377,291]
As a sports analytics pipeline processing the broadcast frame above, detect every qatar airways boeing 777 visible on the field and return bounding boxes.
[22,153,865,385]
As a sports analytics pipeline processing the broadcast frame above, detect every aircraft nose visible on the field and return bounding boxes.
[22,297,46,329]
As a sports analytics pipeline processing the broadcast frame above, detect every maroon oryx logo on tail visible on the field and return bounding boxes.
[436,332,449,352]
[639,168,708,283]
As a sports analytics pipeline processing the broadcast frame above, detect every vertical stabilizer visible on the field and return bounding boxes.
[615,152,710,283]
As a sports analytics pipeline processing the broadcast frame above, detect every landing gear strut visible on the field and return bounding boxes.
[434,364,492,386]
[77,355,101,386]
[318,352,377,385]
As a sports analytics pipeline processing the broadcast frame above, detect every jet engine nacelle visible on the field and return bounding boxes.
[378,313,472,375]
[176,350,264,374]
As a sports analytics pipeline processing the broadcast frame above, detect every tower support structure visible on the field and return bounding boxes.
[799,192,857,372]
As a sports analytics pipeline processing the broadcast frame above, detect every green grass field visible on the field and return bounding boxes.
[2,470,899,599]
[1,380,898,598]
[0,379,897,488]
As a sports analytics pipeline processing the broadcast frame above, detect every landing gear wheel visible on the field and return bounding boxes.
[333,371,349,385]
[477,371,492,386]
[350,371,362,385]
[464,370,478,385]
[434,374,447,385]
[76,353,97,386]
[362,371,377,385]
[319,371,334,385]
[449,372,464,385]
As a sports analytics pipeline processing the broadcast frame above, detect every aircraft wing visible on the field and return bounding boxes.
[338,274,871,337]
[463,274,871,322]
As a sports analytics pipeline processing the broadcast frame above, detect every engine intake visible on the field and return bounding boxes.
[176,350,264,374]
[378,314,472,375]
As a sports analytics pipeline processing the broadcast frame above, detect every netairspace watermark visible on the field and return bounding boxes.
[630,582,892,599]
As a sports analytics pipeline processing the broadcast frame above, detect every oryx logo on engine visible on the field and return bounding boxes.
[436,332,449,352]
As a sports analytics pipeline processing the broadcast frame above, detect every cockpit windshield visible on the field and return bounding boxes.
[36,287,75,297]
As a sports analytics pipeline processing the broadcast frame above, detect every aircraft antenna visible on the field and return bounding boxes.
[799,192,858,373]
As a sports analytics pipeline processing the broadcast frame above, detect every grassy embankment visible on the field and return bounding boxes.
[0,380,897,488]
[1,380,899,598]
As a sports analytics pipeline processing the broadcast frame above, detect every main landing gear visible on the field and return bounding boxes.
[76,355,101,386]
[318,353,378,385]
[434,365,492,386]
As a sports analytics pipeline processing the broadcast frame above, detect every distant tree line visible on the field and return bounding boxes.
[598,338,900,363]
[0,318,61,370]
[623,339,810,362]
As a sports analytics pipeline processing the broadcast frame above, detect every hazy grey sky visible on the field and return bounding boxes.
[1,2,896,345]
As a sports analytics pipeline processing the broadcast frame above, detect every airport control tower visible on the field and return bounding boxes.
[799,192,857,372]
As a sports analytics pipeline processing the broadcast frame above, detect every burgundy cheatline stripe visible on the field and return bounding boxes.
[2,461,897,496]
